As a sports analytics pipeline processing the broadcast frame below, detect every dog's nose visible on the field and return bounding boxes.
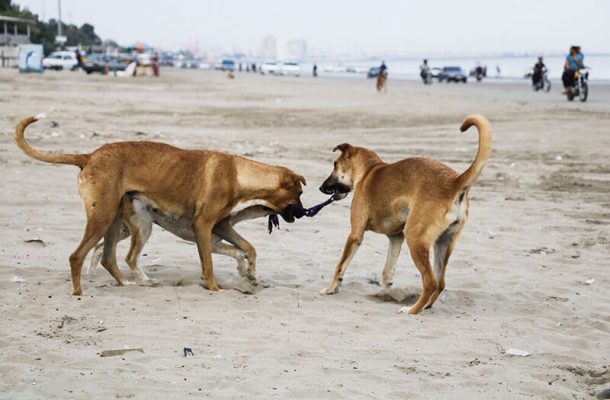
[319,184,331,194]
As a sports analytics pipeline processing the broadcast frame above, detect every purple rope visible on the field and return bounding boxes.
[268,195,335,234]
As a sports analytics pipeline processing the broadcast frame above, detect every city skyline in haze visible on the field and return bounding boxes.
[12,0,610,58]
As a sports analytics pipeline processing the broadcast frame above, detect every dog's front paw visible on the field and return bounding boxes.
[321,284,340,295]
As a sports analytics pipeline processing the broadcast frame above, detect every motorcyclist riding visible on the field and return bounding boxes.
[532,56,546,87]
[562,46,584,95]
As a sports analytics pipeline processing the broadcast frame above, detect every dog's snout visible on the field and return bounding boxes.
[319,177,335,195]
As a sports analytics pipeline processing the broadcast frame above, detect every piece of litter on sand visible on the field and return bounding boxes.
[597,387,610,399]
[398,306,410,314]
[505,348,530,357]
[9,275,27,288]
[555,155,562,161]
[100,348,144,358]
[24,239,46,247]
[183,348,194,357]
[585,278,595,285]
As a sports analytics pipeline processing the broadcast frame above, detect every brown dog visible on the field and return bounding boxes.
[376,72,387,93]
[15,114,305,295]
[86,194,271,283]
[319,115,492,314]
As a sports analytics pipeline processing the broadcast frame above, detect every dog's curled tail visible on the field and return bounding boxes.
[454,115,492,191]
[15,114,88,168]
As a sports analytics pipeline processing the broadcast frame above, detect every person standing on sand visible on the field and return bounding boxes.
[75,49,84,70]
[562,46,584,94]
[313,63,318,77]
[532,56,546,87]
[152,52,160,77]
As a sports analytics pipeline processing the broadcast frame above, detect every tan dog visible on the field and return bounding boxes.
[15,115,305,295]
[319,115,492,314]
[87,194,271,283]
[376,72,387,93]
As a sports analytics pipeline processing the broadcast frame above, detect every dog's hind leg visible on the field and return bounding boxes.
[123,209,153,284]
[425,221,465,309]
[100,214,132,287]
[404,211,445,314]
[69,206,121,295]
[212,242,247,277]
[381,234,403,289]
[213,221,257,281]
[86,224,130,276]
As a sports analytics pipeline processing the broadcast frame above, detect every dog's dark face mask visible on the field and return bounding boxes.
[274,173,306,223]
[319,143,354,200]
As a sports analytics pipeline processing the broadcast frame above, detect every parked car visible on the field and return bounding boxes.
[42,51,78,70]
[260,61,280,75]
[81,54,128,74]
[430,67,442,80]
[438,66,467,83]
[220,59,235,71]
[367,66,380,78]
[280,62,300,76]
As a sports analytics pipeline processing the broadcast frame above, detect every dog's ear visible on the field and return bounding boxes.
[333,143,353,157]
[295,174,307,186]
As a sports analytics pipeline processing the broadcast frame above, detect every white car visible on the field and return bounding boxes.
[42,51,79,70]
[260,61,279,75]
[280,62,300,77]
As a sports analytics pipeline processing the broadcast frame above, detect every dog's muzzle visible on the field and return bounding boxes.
[319,178,351,199]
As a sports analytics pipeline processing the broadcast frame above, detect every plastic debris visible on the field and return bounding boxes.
[585,278,595,285]
[183,348,194,357]
[505,348,529,357]
[24,238,46,247]
[100,348,144,357]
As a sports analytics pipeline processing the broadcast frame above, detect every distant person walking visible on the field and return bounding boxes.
[75,49,84,70]
[562,46,584,94]
[313,63,318,77]
[152,52,160,77]
[376,61,388,92]
[420,59,431,84]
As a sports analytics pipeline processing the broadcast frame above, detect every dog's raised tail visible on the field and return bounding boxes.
[15,115,88,168]
[454,115,492,191]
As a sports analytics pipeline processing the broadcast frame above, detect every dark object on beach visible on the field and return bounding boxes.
[438,66,467,83]
[100,348,144,357]
[183,348,194,357]
[268,195,335,234]
[597,387,610,399]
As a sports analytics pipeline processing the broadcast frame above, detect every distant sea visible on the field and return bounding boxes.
[299,54,610,81]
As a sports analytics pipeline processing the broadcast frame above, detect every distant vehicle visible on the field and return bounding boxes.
[42,51,78,70]
[325,64,346,73]
[280,62,300,76]
[438,66,468,83]
[566,69,589,102]
[261,61,280,75]
[430,67,442,80]
[220,59,235,71]
[367,67,380,78]
[81,54,128,74]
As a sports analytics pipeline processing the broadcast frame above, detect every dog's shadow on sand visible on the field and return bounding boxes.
[366,287,419,305]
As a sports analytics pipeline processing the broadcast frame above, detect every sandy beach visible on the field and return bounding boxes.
[1,69,609,399]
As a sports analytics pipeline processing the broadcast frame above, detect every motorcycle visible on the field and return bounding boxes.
[567,69,589,102]
[532,70,551,92]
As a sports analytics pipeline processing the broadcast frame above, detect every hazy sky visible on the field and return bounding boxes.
[14,0,610,56]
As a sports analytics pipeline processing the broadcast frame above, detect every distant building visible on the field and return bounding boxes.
[1,15,35,68]
[259,35,277,60]
[282,39,307,61]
